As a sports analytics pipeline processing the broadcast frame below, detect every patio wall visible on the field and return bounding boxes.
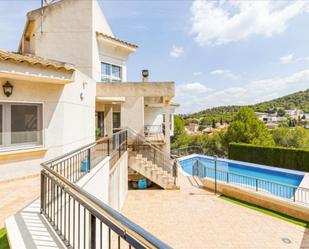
[203,178,309,222]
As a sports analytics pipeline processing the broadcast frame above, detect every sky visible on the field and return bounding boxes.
[1,1,309,114]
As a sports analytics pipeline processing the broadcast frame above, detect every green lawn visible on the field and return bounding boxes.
[219,195,309,228]
[0,228,9,249]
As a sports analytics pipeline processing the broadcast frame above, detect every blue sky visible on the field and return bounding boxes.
[1,1,309,113]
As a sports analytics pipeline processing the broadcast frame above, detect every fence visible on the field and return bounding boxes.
[192,159,309,206]
[41,129,172,249]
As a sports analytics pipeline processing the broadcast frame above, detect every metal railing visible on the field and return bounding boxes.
[41,129,172,249]
[127,127,178,184]
[144,125,163,135]
[192,159,309,206]
[171,146,204,158]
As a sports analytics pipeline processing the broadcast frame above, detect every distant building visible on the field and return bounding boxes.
[185,123,199,134]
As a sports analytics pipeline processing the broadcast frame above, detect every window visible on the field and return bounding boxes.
[113,112,121,132]
[101,62,121,82]
[0,103,43,151]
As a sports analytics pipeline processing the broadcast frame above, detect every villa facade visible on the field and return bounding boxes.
[0,0,176,180]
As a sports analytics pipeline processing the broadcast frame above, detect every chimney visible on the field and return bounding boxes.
[142,69,149,82]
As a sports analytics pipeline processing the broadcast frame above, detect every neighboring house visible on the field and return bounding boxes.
[0,0,176,179]
[185,123,199,134]
[286,109,302,120]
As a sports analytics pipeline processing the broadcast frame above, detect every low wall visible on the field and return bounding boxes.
[203,178,309,222]
[109,152,128,211]
[77,157,110,204]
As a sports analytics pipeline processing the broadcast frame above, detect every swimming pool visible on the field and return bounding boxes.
[179,155,305,200]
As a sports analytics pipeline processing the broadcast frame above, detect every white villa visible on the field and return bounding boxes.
[0,0,176,179]
[1,1,309,249]
[1,1,179,247]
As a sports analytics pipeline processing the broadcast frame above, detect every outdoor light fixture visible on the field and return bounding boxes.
[142,69,149,82]
[2,81,13,97]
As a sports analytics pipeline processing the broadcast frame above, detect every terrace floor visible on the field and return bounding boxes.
[121,172,309,249]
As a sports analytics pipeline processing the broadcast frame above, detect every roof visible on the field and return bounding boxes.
[96,32,138,49]
[0,49,75,71]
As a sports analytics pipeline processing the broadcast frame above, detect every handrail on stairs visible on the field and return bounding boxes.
[125,127,178,185]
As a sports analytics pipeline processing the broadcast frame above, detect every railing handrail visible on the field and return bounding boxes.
[126,127,176,161]
[41,163,172,249]
[44,129,126,166]
[196,159,309,191]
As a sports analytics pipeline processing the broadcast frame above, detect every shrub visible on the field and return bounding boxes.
[228,143,309,172]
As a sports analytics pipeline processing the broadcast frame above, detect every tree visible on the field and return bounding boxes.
[277,108,286,117]
[173,115,185,142]
[225,107,275,146]
[212,119,216,128]
[273,127,309,148]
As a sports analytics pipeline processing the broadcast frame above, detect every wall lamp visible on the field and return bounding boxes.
[2,81,13,97]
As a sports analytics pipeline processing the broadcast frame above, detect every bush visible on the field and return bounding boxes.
[228,143,309,172]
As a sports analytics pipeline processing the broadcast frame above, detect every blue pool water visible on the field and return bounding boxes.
[179,155,305,199]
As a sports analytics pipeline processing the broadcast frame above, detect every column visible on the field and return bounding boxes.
[105,104,113,136]
[163,99,171,153]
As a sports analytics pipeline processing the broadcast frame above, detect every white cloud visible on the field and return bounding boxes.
[169,45,184,58]
[190,0,309,46]
[280,53,294,64]
[176,69,309,113]
[177,82,212,93]
[279,54,309,64]
[210,69,240,80]
[193,72,203,76]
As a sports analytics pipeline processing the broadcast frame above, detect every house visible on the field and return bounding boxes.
[1,0,180,247]
[286,109,302,120]
[0,0,176,180]
[185,122,199,134]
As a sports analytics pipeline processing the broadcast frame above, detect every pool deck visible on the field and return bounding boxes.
[121,171,309,249]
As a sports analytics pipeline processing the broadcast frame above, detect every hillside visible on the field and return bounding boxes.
[182,89,309,122]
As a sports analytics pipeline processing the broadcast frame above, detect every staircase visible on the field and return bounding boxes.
[127,128,178,190]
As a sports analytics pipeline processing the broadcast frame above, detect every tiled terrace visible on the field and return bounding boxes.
[0,175,39,228]
[121,172,309,249]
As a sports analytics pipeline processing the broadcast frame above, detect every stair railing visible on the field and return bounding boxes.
[126,127,178,184]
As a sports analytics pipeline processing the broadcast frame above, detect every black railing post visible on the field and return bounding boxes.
[125,130,128,150]
[87,148,91,172]
[40,172,45,214]
[214,156,217,194]
[256,179,258,192]
[227,172,229,184]
[107,138,110,156]
[90,213,96,249]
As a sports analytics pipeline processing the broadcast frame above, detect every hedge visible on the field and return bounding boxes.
[228,143,309,172]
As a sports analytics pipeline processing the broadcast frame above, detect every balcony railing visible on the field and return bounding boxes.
[193,159,309,206]
[127,127,178,185]
[144,125,163,135]
[41,129,172,249]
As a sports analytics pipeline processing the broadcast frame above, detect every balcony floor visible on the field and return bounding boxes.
[121,171,309,249]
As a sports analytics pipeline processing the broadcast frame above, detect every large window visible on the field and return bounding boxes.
[101,62,121,82]
[0,103,43,151]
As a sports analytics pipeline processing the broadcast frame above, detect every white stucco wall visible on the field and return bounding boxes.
[144,106,163,126]
[77,156,110,204]
[0,69,96,179]
[77,152,128,211]
[109,152,128,211]
[25,0,132,82]
[27,0,94,77]
[121,97,144,134]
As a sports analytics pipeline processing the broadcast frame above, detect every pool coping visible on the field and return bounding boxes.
[178,154,306,177]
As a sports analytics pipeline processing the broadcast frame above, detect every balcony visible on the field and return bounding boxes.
[144,125,165,144]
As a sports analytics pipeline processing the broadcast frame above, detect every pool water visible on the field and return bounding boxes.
[179,155,305,199]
